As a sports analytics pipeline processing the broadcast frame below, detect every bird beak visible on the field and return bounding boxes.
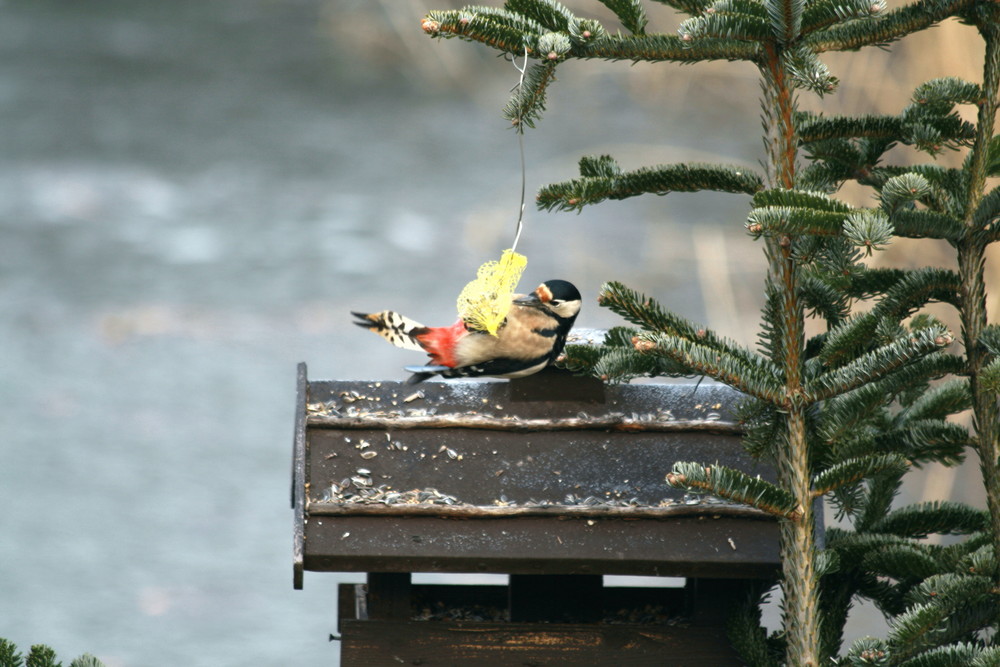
[512,292,544,308]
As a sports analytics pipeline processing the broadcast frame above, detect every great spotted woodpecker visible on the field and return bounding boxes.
[352,279,582,384]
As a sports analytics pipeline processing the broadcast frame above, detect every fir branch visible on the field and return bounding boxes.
[800,273,851,323]
[817,355,967,461]
[0,640,22,667]
[975,185,1000,237]
[912,76,984,108]
[818,269,961,369]
[71,657,106,667]
[707,0,772,22]
[753,187,853,212]
[504,0,574,32]
[26,645,60,667]
[817,549,852,661]
[567,17,608,45]
[972,647,1000,667]
[896,378,970,422]
[798,112,973,154]
[588,343,695,382]
[976,323,1000,356]
[560,326,705,381]
[811,454,908,497]
[746,205,849,237]
[837,418,969,468]
[635,331,785,402]
[557,342,605,374]
[979,357,1000,394]
[782,44,838,96]
[666,462,803,519]
[578,154,622,178]
[861,470,907,536]
[826,530,917,562]
[799,113,905,144]
[678,12,773,43]
[841,266,908,300]
[960,543,999,579]
[907,576,1000,611]
[889,208,963,241]
[800,0,886,37]
[739,398,785,459]
[845,637,891,665]
[503,61,559,129]
[843,209,893,255]
[808,313,879,376]
[880,173,932,212]
[576,33,762,62]
[756,281,785,362]
[597,280,714,340]
[649,0,715,18]
[863,543,943,582]
[806,327,954,401]
[887,575,997,661]
[932,540,990,578]
[985,134,1000,178]
[876,267,963,316]
[869,501,988,538]
[805,0,975,53]
[538,161,764,212]
[596,0,648,35]
[898,643,995,667]
[423,8,545,53]
[825,467,873,522]
[725,584,783,667]
[904,165,970,217]
[816,385,893,449]
[763,0,804,44]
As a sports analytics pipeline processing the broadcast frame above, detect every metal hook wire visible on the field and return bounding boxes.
[508,45,529,253]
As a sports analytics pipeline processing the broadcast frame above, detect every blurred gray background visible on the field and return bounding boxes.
[0,1,988,665]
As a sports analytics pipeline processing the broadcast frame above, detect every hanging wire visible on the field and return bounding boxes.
[507,45,529,253]
[453,47,532,333]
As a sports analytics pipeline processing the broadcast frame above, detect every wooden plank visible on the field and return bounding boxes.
[340,620,744,666]
[509,367,606,403]
[297,371,782,580]
[292,362,308,590]
[304,514,779,578]
[306,502,771,520]
[305,427,763,508]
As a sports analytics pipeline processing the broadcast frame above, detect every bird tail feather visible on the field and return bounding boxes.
[351,311,428,353]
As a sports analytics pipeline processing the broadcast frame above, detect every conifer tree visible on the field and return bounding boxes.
[421,0,997,664]
[0,639,105,667]
[792,5,1000,662]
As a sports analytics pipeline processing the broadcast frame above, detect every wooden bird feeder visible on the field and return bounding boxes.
[291,360,785,664]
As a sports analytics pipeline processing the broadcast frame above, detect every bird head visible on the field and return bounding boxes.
[513,279,582,322]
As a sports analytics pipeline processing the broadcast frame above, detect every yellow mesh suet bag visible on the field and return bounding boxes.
[456,249,528,336]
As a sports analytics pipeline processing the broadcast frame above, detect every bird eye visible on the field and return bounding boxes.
[550,299,563,306]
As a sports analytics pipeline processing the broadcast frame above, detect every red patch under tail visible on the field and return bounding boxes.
[414,320,467,368]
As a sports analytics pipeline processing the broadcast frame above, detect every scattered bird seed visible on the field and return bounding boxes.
[318,484,462,506]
